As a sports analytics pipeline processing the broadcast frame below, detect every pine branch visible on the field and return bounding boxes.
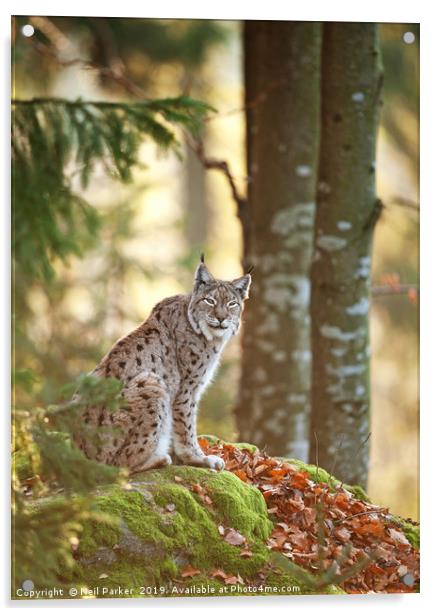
[12,96,212,281]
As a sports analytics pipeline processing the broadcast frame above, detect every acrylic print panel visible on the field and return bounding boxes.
[11,16,419,600]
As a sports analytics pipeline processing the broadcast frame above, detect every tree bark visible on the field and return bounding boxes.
[237,21,322,460]
[309,23,383,487]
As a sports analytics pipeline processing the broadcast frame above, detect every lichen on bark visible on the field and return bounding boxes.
[310,23,383,487]
[238,21,322,461]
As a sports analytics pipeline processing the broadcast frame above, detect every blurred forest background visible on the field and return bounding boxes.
[12,18,418,518]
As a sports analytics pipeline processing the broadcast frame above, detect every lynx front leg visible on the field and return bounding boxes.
[172,393,224,470]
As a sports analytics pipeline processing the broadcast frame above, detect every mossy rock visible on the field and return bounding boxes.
[60,462,340,597]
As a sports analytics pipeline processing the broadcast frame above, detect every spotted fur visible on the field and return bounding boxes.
[75,260,251,472]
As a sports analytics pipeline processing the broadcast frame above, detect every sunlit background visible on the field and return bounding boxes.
[12,19,419,518]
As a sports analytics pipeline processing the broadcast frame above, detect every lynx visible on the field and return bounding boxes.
[75,257,251,473]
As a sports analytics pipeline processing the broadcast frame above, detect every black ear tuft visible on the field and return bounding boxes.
[200,252,205,264]
[246,264,254,275]
[194,260,214,291]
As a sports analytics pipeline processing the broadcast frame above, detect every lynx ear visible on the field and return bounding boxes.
[194,259,214,291]
[232,274,252,300]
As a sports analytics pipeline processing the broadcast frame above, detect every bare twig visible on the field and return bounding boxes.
[387,196,420,212]
[334,508,387,525]
[27,34,148,99]
[372,284,419,297]
[188,137,250,267]
[313,431,320,484]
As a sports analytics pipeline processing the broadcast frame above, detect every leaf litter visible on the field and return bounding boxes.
[197,438,419,594]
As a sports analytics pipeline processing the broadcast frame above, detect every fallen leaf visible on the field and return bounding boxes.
[356,519,386,538]
[211,568,228,580]
[181,565,201,578]
[387,528,410,545]
[198,437,210,449]
[234,469,248,482]
[174,476,183,483]
[290,471,310,490]
[269,468,288,480]
[334,527,352,542]
[99,573,109,579]
[224,528,246,546]
[254,464,268,475]
[218,524,225,536]
[239,549,253,558]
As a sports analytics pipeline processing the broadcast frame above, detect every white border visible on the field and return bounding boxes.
[2,1,436,613]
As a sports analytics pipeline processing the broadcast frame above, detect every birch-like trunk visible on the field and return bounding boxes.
[237,21,322,460]
[309,23,383,486]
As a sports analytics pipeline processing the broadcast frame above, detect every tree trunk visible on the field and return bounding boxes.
[309,23,383,487]
[237,21,322,460]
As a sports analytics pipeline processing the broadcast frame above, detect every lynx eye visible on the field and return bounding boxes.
[228,300,239,308]
[203,297,216,306]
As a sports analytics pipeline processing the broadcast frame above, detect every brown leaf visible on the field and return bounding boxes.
[239,549,253,558]
[191,483,204,494]
[334,527,351,543]
[269,468,288,480]
[211,568,228,580]
[254,464,268,475]
[218,524,225,536]
[224,528,246,546]
[302,507,317,525]
[198,437,209,450]
[290,471,310,489]
[355,519,387,538]
[387,528,410,546]
[289,530,309,550]
[165,503,176,512]
[234,469,248,482]
[181,565,201,578]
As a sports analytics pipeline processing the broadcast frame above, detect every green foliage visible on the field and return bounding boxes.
[12,96,213,282]
[12,374,128,594]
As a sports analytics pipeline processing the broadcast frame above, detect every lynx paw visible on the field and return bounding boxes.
[132,454,172,473]
[204,454,225,471]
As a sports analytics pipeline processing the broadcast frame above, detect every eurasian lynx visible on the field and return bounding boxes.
[75,257,251,473]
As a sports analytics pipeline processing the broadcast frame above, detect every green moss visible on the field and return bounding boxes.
[392,515,420,549]
[66,462,276,594]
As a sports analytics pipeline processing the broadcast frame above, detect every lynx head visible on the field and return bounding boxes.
[188,256,251,342]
